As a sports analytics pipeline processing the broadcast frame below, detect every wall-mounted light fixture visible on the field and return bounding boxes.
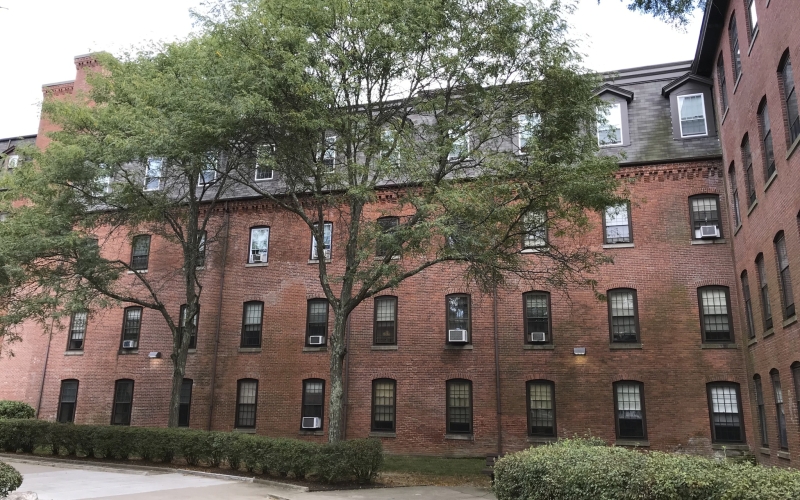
[573,347,586,356]
[148,351,162,359]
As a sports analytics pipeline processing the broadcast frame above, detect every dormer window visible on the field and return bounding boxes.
[597,103,623,147]
[677,94,708,138]
[7,155,18,171]
[662,74,716,141]
[517,114,540,152]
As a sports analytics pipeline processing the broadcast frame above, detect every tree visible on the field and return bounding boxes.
[0,40,249,427]
[616,0,703,26]
[197,0,625,442]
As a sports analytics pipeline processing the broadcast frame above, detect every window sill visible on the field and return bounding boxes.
[118,349,139,355]
[701,342,738,349]
[763,328,775,338]
[734,224,742,236]
[746,200,758,216]
[786,135,800,161]
[126,270,148,274]
[238,347,262,353]
[299,430,324,436]
[188,348,197,354]
[778,451,791,460]
[733,73,743,94]
[373,255,400,261]
[444,433,474,441]
[764,171,778,192]
[444,344,473,350]
[602,243,634,249]
[760,447,771,456]
[720,107,729,126]
[783,316,798,328]
[747,337,758,347]
[527,436,557,444]
[615,439,649,447]
[524,344,554,350]
[712,443,749,451]
[691,238,727,245]
[747,27,759,56]
[308,259,332,264]
[610,343,642,350]
[64,350,84,356]
[520,247,547,254]
[303,346,328,352]
[245,262,269,267]
[234,428,256,434]
[371,345,398,351]
[369,431,396,438]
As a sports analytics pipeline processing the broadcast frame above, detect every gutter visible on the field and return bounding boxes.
[35,317,57,418]
[492,287,503,455]
[207,201,231,430]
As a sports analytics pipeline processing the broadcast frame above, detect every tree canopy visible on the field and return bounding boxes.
[620,0,704,26]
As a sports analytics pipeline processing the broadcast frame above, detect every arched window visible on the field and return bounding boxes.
[57,379,79,424]
[697,286,733,343]
[526,380,555,437]
[371,379,396,432]
[774,231,795,319]
[707,382,744,443]
[613,381,646,440]
[770,370,788,449]
[753,375,768,447]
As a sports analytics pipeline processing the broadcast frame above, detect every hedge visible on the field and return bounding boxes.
[0,419,382,484]
[0,401,35,420]
[493,438,800,500]
[0,461,21,497]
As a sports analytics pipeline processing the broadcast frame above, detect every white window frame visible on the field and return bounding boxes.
[517,114,539,152]
[248,227,270,264]
[448,124,471,160]
[255,144,274,181]
[748,0,758,34]
[321,136,337,173]
[310,222,333,261]
[144,157,163,191]
[198,154,218,186]
[597,103,623,147]
[7,155,19,170]
[677,93,709,138]
[522,212,547,251]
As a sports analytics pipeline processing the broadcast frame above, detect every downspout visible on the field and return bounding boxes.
[35,317,57,418]
[342,313,352,440]
[207,201,231,430]
[493,286,503,455]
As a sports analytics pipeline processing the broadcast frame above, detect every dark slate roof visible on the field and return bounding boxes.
[662,73,714,96]
[0,134,37,154]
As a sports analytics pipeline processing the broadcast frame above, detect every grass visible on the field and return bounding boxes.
[378,455,490,488]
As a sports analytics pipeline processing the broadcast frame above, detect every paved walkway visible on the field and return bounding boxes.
[5,459,495,500]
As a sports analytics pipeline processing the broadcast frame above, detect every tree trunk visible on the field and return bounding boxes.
[327,311,348,442]
[167,317,192,427]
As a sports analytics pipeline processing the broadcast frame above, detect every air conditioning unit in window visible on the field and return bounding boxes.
[448,329,468,343]
[308,335,325,345]
[529,331,547,343]
[251,252,266,263]
[302,417,321,429]
[323,248,331,260]
[122,340,137,349]
[699,225,720,239]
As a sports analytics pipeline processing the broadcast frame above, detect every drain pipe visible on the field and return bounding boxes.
[492,286,503,455]
[342,312,352,440]
[207,201,231,430]
[35,317,57,418]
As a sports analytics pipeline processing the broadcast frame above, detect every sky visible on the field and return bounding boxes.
[0,0,704,139]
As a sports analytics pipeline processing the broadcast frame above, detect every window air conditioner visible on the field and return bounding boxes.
[699,225,720,239]
[302,417,321,429]
[122,340,137,349]
[308,335,325,345]
[448,329,468,343]
[251,252,264,263]
[529,331,547,343]
[323,248,331,259]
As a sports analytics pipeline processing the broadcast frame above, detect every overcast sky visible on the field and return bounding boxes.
[0,0,703,139]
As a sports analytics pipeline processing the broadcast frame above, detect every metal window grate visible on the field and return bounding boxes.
[69,312,87,350]
[528,382,554,436]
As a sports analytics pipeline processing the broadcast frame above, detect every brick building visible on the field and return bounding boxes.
[693,0,800,465]
[0,54,758,458]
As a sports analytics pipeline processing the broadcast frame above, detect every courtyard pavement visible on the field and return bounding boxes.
[4,459,496,500]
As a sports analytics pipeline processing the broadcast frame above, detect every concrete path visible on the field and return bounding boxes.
[4,459,495,500]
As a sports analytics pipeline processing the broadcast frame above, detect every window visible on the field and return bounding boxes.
[689,195,721,239]
[310,222,332,261]
[780,54,800,145]
[376,217,399,257]
[199,154,217,185]
[371,379,396,432]
[302,379,325,429]
[597,102,623,146]
[197,230,206,268]
[677,94,708,137]
[178,379,192,427]
[607,289,639,343]
[614,381,646,439]
[524,292,551,344]
[792,363,800,430]
[517,114,539,151]
[728,164,741,228]
[248,227,269,264]
[754,375,768,447]
[446,379,472,434]
[522,212,547,249]
[774,232,795,318]
[446,294,471,343]
[698,286,733,342]
[120,307,142,349]
[756,254,773,330]
[527,380,555,437]
[717,56,729,112]
[306,299,328,345]
[322,136,337,172]
[6,155,18,171]
[57,380,79,424]
[374,296,397,345]
[130,235,151,271]
[241,301,263,348]
[741,271,756,339]
[771,370,788,449]
[729,16,742,82]
[111,379,134,426]
[235,379,258,429]
[603,204,632,244]
[144,157,163,191]
[448,124,470,160]
[707,382,744,443]
[381,128,400,164]
[67,311,88,351]
[742,136,756,207]
[746,0,758,38]
[179,304,199,350]
[255,144,274,181]
[96,175,112,196]
[759,100,776,181]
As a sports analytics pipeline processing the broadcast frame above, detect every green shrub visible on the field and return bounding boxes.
[0,461,22,497]
[0,401,35,420]
[493,438,800,500]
